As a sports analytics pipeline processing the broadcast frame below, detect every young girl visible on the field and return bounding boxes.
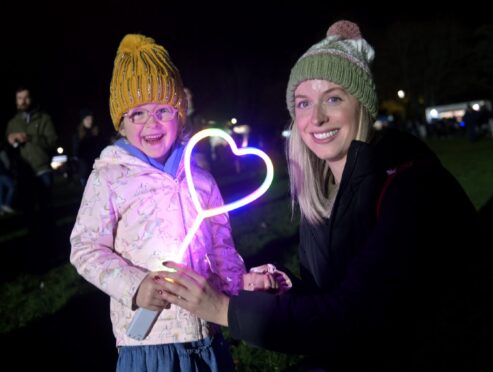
[70,33,283,372]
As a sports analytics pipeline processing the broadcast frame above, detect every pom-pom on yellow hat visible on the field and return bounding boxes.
[109,34,187,130]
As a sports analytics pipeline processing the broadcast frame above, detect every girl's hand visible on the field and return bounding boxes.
[248,264,292,294]
[134,271,171,311]
[242,272,278,291]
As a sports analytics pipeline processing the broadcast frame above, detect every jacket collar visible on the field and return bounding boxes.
[371,128,440,170]
[339,128,441,190]
[114,138,184,178]
[329,140,375,223]
[332,129,441,223]
[340,140,375,189]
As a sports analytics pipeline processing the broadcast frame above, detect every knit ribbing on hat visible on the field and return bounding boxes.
[286,54,378,119]
[109,34,187,130]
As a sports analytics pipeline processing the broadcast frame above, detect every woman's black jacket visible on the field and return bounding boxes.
[228,129,484,370]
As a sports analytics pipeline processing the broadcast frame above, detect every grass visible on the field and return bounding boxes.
[426,138,493,210]
[226,328,302,371]
[0,264,87,333]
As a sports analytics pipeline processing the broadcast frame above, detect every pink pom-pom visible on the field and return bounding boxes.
[327,20,361,39]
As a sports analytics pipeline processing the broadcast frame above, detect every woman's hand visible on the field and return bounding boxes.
[158,262,230,326]
[134,271,171,311]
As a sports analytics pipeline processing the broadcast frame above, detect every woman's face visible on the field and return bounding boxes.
[119,103,179,163]
[294,80,360,168]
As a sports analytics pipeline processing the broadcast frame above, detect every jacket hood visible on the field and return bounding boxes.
[341,129,441,190]
[372,128,440,170]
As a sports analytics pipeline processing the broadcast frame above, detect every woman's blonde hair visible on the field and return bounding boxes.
[286,104,373,224]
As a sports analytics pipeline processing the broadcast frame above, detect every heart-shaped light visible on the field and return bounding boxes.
[175,128,274,259]
[185,128,274,216]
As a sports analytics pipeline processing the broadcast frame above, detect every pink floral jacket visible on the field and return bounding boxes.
[70,145,246,346]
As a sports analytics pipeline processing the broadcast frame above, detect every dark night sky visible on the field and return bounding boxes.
[2,0,490,149]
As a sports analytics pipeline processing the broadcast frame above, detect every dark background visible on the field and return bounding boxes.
[2,0,492,149]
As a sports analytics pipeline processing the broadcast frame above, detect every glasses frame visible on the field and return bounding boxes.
[123,105,178,125]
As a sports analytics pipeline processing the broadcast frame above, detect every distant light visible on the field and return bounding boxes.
[232,124,250,134]
[430,109,438,119]
[397,90,405,99]
[231,118,238,124]
[51,155,68,170]
[282,129,291,138]
[472,104,480,111]
[373,120,383,130]
[57,147,64,154]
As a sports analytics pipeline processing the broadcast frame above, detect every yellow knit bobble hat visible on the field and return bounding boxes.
[109,34,187,130]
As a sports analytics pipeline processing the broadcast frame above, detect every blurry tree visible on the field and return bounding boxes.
[374,20,468,120]
[470,24,493,95]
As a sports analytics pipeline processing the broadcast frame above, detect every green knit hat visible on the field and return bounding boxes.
[286,20,378,119]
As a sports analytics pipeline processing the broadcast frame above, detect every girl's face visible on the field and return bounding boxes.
[294,79,360,169]
[119,103,179,163]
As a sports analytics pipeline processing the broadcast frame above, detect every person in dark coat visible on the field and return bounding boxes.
[72,109,105,185]
[463,104,480,143]
[0,140,16,214]
[5,86,58,212]
[157,20,486,371]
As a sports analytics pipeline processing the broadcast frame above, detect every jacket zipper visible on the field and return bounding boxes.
[175,177,194,269]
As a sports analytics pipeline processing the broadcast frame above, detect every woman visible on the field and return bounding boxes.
[159,20,482,370]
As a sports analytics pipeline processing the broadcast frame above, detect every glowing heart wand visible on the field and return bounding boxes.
[127,128,274,340]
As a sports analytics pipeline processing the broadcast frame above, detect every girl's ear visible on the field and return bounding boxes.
[119,122,126,137]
